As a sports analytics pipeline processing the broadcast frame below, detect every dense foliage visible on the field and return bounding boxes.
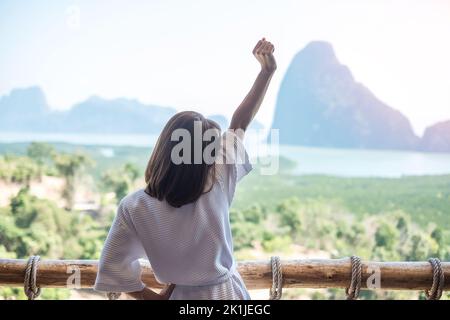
[0,142,448,300]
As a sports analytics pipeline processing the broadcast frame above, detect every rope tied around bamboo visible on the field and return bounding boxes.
[269,256,283,300]
[24,255,41,300]
[345,255,362,300]
[425,258,445,300]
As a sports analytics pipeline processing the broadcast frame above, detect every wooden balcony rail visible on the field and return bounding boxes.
[0,257,448,293]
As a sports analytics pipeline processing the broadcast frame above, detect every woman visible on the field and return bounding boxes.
[94,38,276,300]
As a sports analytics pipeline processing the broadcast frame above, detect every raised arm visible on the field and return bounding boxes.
[229,38,276,132]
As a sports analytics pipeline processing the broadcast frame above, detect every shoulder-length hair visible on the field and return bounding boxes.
[145,111,221,207]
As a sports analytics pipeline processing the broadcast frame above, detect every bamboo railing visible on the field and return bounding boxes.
[0,257,448,292]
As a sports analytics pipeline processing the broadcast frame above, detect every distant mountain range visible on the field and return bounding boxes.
[0,87,176,134]
[1,42,449,152]
[0,87,262,135]
[270,41,450,153]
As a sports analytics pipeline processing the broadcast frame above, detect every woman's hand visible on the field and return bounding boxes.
[229,38,276,132]
[128,283,176,300]
[253,38,276,74]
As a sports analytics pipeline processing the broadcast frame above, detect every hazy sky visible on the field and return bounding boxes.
[1,0,449,135]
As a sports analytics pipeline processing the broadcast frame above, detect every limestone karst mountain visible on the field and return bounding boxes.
[420,120,450,152]
[270,41,420,150]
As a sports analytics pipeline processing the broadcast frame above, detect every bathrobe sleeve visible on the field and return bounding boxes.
[94,200,147,293]
[215,129,253,204]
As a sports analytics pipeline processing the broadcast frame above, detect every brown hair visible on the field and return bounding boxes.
[145,111,221,207]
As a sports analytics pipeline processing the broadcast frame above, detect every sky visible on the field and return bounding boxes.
[1,0,449,135]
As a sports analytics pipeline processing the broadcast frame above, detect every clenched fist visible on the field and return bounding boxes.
[253,38,277,74]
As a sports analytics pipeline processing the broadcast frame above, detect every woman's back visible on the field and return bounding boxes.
[95,131,253,299]
[123,183,233,286]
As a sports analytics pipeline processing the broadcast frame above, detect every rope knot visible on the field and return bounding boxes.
[345,255,362,300]
[269,256,283,300]
[425,258,444,300]
[24,255,41,300]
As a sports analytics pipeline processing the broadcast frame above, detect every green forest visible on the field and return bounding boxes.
[0,142,449,300]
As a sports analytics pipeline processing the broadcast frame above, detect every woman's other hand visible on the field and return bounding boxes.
[128,283,176,300]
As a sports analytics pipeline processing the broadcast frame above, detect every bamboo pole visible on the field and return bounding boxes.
[0,258,448,291]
